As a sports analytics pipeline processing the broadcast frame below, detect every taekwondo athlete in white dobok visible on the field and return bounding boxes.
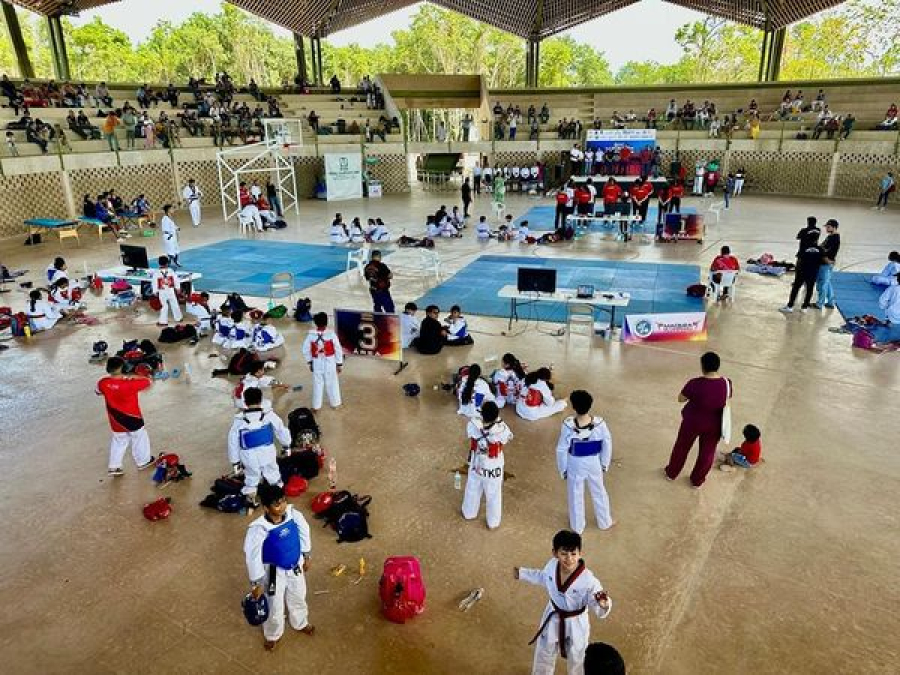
[160,204,180,267]
[516,531,612,675]
[244,482,314,648]
[879,277,900,324]
[234,371,277,412]
[461,402,512,529]
[556,390,614,534]
[871,253,900,286]
[301,312,343,410]
[212,314,235,346]
[456,364,495,418]
[253,320,285,352]
[227,388,291,496]
[516,369,567,421]
[182,179,202,227]
[151,256,182,325]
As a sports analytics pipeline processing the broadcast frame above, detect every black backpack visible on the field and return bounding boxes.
[294,298,313,323]
[278,450,320,481]
[288,407,320,444]
[320,491,372,543]
[221,292,249,314]
[212,475,245,496]
[228,348,259,376]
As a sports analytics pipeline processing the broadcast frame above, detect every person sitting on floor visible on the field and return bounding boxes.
[49,278,85,317]
[349,217,366,243]
[445,305,474,346]
[719,424,763,472]
[516,368,567,421]
[26,289,63,332]
[186,291,213,336]
[330,213,349,244]
[368,218,390,242]
[426,215,442,238]
[416,304,446,355]
[252,313,285,354]
[871,252,900,286]
[475,216,491,240]
[400,302,420,349]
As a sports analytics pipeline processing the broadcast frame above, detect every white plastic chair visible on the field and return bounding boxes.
[708,201,726,224]
[269,272,295,305]
[708,270,738,302]
[567,303,596,336]
[238,211,256,237]
[419,249,441,280]
[346,245,371,277]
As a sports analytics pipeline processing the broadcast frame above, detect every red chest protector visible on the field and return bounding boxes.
[156,272,175,290]
[524,387,543,407]
[310,333,336,357]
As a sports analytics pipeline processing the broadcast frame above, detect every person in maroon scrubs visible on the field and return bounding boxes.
[665,352,732,488]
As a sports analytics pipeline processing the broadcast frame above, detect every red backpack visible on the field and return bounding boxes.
[380,556,426,624]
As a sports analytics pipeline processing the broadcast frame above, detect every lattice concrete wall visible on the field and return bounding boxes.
[495,150,538,168]
[0,172,68,238]
[69,163,177,211]
[367,154,410,192]
[175,160,220,205]
[833,153,900,201]
[294,156,324,199]
[729,150,832,196]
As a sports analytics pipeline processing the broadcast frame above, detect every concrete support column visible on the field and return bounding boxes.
[767,27,785,82]
[827,152,840,197]
[294,33,307,85]
[2,1,35,79]
[310,36,324,86]
[47,15,71,81]
[525,37,541,87]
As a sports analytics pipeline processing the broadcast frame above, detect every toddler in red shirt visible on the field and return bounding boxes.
[720,424,761,471]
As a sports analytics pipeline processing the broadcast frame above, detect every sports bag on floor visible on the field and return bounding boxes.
[379,556,426,624]
[288,407,320,444]
[320,491,372,543]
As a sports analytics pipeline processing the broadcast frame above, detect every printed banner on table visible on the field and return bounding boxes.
[585,129,657,154]
[334,308,401,361]
[622,312,707,344]
[324,153,363,201]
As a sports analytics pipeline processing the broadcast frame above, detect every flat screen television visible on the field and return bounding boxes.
[120,244,149,271]
[517,267,557,294]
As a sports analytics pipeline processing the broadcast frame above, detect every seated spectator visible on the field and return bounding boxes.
[646,108,657,129]
[416,305,446,354]
[877,104,898,130]
[840,113,855,139]
[539,103,550,124]
[879,273,900,323]
[812,89,826,112]
[95,81,113,107]
[666,99,677,121]
[329,74,341,94]
[0,74,17,107]
[82,194,97,219]
[25,119,48,153]
[710,245,740,286]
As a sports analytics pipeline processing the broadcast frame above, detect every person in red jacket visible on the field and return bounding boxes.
[96,356,155,476]
[669,180,684,214]
[617,145,632,176]
[656,181,671,226]
[601,178,622,227]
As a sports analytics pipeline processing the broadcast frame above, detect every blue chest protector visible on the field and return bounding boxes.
[217,322,232,338]
[255,327,275,345]
[239,422,274,450]
[474,392,485,407]
[570,438,603,457]
[262,519,302,570]
[233,324,248,340]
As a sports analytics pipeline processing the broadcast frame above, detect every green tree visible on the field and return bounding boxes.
[67,16,139,82]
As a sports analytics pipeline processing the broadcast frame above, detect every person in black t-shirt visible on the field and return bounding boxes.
[363,250,394,313]
[416,305,446,355]
[795,216,820,256]
[813,219,840,309]
[781,231,822,313]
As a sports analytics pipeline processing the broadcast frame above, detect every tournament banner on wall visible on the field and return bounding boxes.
[324,153,363,201]
[334,308,402,361]
[585,129,657,154]
[622,312,707,344]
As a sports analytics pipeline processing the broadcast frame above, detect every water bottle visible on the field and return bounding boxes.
[183,362,192,381]
[454,470,462,490]
[327,457,337,489]
[24,325,32,339]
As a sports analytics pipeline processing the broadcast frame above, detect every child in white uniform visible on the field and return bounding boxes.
[556,390,614,534]
[517,220,530,243]
[400,302,419,349]
[475,216,491,240]
[349,218,366,243]
[227,387,291,500]
[160,204,180,268]
[492,353,526,409]
[212,312,235,346]
[301,312,343,410]
[244,482,314,651]
[50,278,85,316]
[226,310,253,350]
[879,274,900,323]
[444,305,474,346]
[329,215,349,244]
[426,216,442,238]
[456,363,495,418]
[462,401,513,529]
[46,256,69,286]
[150,255,182,326]
[369,218,390,242]
[253,316,285,352]
[871,252,900,286]
[517,368,567,421]
[186,291,213,335]
[234,362,286,411]
[26,289,63,331]
[515,530,612,675]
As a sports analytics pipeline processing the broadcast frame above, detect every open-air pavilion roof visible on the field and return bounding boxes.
[9,0,849,39]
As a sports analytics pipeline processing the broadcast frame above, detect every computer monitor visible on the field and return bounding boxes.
[120,244,149,271]
[517,267,557,294]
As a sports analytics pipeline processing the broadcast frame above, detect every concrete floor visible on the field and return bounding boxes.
[0,190,898,675]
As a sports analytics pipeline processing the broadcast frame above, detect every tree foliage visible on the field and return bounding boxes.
[0,1,897,87]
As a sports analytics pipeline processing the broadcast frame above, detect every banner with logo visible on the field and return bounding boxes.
[585,128,657,155]
[334,308,401,361]
[622,312,707,344]
[324,153,363,201]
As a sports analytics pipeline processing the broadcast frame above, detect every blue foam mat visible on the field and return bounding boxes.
[833,272,900,342]
[514,205,698,232]
[177,240,350,297]
[414,255,703,326]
